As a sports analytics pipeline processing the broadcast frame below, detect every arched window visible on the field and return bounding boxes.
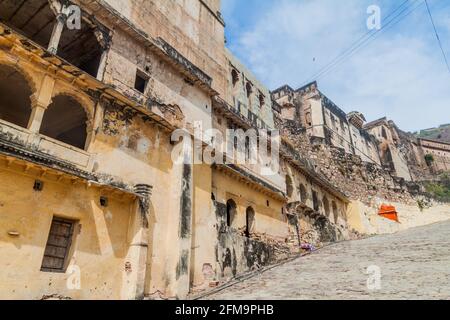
[245,136,250,162]
[0,0,54,49]
[40,95,88,149]
[305,111,312,126]
[332,201,339,224]
[226,200,237,228]
[246,82,253,98]
[231,69,239,87]
[299,184,307,204]
[286,175,294,198]
[0,65,33,128]
[245,207,255,238]
[381,127,388,139]
[312,191,320,212]
[323,196,330,217]
[0,1,106,77]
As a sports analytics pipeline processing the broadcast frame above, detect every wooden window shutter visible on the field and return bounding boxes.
[41,217,76,272]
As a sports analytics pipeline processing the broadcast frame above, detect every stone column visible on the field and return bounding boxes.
[85,101,104,152]
[48,14,66,55]
[122,185,152,300]
[28,75,55,133]
[96,50,109,81]
[176,137,194,299]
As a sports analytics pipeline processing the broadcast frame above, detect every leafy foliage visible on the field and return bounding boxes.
[425,173,450,202]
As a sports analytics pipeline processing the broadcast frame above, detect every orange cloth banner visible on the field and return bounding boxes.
[378,204,400,223]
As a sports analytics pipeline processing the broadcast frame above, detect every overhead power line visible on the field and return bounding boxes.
[425,0,450,76]
[302,0,410,84]
[313,0,426,83]
[301,0,425,85]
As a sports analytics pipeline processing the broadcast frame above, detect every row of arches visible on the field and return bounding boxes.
[0,64,89,150]
[0,0,106,78]
[286,175,341,224]
[226,200,255,238]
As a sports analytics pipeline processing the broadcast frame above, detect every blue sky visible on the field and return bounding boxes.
[221,0,450,132]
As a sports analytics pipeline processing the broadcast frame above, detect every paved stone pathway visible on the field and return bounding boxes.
[206,221,450,300]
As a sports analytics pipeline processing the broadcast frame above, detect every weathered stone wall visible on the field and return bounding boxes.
[100,0,228,97]
[279,118,417,207]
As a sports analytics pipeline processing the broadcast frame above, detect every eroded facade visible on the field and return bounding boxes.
[0,0,443,300]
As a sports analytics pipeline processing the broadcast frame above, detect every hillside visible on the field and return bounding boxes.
[415,124,450,143]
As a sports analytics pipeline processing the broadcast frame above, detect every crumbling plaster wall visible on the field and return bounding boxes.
[91,101,196,298]
[366,124,412,181]
[279,121,416,208]
[0,166,136,300]
[281,160,350,246]
[102,0,228,97]
[103,28,212,131]
[211,169,290,282]
[225,49,275,129]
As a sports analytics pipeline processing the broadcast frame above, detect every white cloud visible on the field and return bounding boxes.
[225,0,450,132]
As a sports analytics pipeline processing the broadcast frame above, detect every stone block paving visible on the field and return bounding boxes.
[206,221,450,300]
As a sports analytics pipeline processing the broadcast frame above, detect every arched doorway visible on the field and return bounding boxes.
[245,207,255,238]
[0,65,33,128]
[226,200,237,228]
[312,191,320,212]
[299,184,307,204]
[286,175,294,198]
[40,95,88,149]
[332,201,339,224]
[323,196,330,218]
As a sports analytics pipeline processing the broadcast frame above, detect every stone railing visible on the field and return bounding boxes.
[0,119,93,171]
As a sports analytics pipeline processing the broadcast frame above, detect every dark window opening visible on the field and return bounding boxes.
[40,95,88,149]
[258,92,265,108]
[286,175,294,198]
[0,0,55,49]
[0,1,107,78]
[332,202,339,224]
[226,199,237,228]
[246,82,253,98]
[33,180,44,192]
[312,191,320,212]
[134,70,149,94]
[41,217,76,273]
[245,207,255,238]
[231,69,239,87]
[306,111,312,127]
[58,21,105,78]
[323,196,330,217]
[0,64,32,128]
[299,184,307,203]
[382,127,388,139]
[100,196,108,207]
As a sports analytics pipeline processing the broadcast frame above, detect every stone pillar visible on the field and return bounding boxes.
[48,14,66,55]
[28,75,55,133]
[122,185,152,300]
[176,138,194,298]
[96,48,109,81]
[85,101,104,152]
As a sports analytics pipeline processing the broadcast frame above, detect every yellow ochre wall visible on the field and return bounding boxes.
[0,167,135,300]
[213,170,287,240]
